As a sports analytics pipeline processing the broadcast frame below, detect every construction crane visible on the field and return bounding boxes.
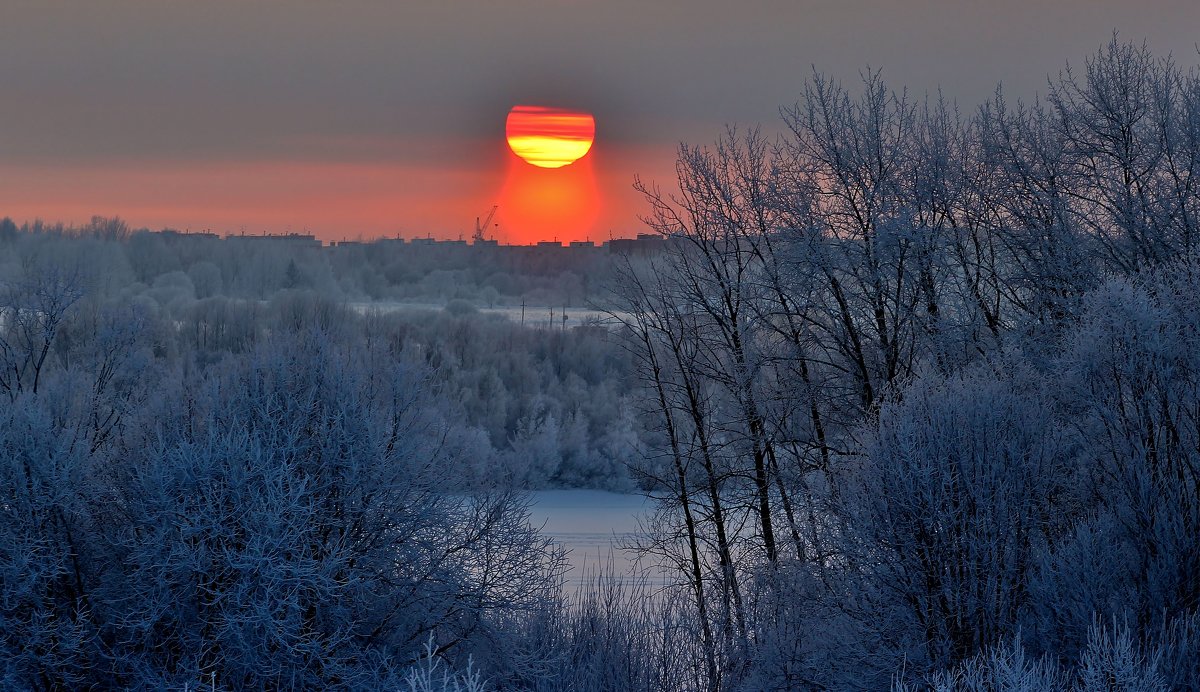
[473,205,498,244]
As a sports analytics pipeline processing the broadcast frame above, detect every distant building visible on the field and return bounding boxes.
[158,229,220,242]
[227,233,322,249]
[608,234,665,255]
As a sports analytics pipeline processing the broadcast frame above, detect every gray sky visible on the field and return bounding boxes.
[2,1,1198,240]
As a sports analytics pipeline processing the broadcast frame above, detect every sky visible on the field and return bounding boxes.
[2,1,1199,244]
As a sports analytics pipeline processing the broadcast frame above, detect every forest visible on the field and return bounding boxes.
[3,37,1200,690]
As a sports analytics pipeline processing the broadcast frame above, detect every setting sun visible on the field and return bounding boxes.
[505,105,595,168]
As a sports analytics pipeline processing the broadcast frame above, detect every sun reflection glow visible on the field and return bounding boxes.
[498,147,599,244]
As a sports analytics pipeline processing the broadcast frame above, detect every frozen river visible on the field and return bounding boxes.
[526,490,669,592]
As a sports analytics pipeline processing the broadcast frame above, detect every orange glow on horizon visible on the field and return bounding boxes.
[505,106,595,169]
[0,133,676,244]
[497,142,600,245]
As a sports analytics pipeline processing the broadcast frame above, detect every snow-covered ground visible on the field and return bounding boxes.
[347,300,626,328]
[527,490,668,592]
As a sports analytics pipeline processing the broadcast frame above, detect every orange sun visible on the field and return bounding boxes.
[505,105,595,168]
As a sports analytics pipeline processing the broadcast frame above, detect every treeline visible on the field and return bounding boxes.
[0,215,610,307]
[607,37,1200,688]
[0,225,643,491]
[373,308,641,488]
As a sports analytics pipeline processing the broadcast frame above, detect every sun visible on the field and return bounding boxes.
[505,105,595,168]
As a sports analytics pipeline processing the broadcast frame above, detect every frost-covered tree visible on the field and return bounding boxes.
[840,366,1069,676]
[92,333,560,688]
[0,320,563,688]
[1032,261,1200,661]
